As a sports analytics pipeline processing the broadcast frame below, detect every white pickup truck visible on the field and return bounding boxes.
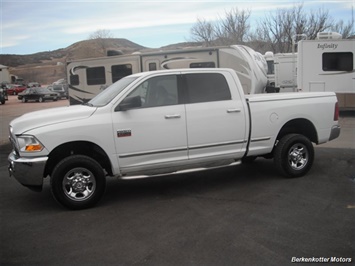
[8,69,340,209]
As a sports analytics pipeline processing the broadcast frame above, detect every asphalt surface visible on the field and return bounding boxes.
[0,95,354,265]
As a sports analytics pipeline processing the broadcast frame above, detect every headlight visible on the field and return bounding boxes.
[16,135,44,152]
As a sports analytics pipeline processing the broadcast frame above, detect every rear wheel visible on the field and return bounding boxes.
[51,155,106,210]
[274,134,314,178]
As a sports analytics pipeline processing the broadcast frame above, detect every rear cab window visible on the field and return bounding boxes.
[183,73,231,103]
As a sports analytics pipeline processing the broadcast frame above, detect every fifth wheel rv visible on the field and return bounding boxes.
[66,45,268,104]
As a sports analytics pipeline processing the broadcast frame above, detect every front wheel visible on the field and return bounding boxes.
[51,155,106,210]
[274,134,314,178]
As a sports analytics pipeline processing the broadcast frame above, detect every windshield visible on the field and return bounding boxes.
[35,88,51,93]
[88,77,138,107]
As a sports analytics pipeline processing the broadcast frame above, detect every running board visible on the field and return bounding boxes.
[119,160,241,180]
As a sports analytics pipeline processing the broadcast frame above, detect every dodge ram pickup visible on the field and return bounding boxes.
[8,69,341,209]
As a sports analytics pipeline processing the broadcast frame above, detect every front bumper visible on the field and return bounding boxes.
[8,151,48,191]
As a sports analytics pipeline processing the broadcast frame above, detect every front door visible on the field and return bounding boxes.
[112,74,188,174]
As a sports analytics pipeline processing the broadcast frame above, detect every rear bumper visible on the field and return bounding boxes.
[329,125,341,141]
[8,151,48,190]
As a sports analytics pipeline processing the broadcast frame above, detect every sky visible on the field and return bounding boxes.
[0,0,354,55]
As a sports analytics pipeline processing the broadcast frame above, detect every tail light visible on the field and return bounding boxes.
[334,102,339,121]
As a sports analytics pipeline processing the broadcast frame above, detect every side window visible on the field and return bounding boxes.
[190,62,216,68]
[70,74,79,86]
[125,75,178,108]
[322,52,353,71]
[184,73,231,103]
[86,67,106,85]
[267,60,275,74]
[149,63,157,71]
[112,64,133,83]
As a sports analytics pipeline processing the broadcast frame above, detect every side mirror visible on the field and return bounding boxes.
[116,95,142,111]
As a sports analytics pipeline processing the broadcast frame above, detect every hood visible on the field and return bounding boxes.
[10,105,97,135]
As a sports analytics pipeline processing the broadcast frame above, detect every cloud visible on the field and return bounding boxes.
[1,0,352,54]
[1,35,31,48]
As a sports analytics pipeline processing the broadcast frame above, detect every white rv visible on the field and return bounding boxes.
[0,64,11,84]
[264,52,297,92]
[297,33,355,110]
[66,45,268,104]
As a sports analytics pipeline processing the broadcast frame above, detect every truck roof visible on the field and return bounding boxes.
[128,68,235,78]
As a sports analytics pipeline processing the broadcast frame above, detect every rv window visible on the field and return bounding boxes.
[267,60,275,74]
[70,74,79,86]
[322,52,353,71]
[87,67,106,85]
[112,64,133,83]
[184,73,231,104]
[149,63,157,71]
[190,62,216,68]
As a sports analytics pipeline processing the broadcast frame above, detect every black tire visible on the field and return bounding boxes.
[51,155,106,210]
[274,134,314,178]
[39,97,44,102]
[22,97,27,103]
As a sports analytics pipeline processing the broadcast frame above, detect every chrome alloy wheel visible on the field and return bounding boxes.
[288,143,308,171]
[62,167,96,201]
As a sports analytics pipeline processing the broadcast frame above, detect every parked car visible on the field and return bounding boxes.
[27,82,41,88]
[53,78,66,85]
[47,84,68,99]
[18,87,59,103]
[7,84,27,95]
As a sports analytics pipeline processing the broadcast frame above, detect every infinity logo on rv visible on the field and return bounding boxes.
[317,43,338,50]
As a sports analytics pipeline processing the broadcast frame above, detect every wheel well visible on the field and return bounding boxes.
[44,141,113,177]
[276,119,318,144]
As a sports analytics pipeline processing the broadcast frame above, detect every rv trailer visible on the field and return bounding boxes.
[264,52,298,92]
[297,32,355,110]
[66,45,268,105]
[0,65,11,84]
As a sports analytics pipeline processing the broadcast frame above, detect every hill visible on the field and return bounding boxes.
[0,38,148,84]
[1,38,254,85]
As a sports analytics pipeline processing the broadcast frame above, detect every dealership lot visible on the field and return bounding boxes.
[1,95,354,265]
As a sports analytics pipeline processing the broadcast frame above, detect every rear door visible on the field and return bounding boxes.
[182,71,248,159]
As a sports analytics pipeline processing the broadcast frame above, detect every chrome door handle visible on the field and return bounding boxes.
[165,114,181,119]
[227,109,241,113]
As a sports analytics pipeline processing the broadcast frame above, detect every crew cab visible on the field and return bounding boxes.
[8,69,340,209]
